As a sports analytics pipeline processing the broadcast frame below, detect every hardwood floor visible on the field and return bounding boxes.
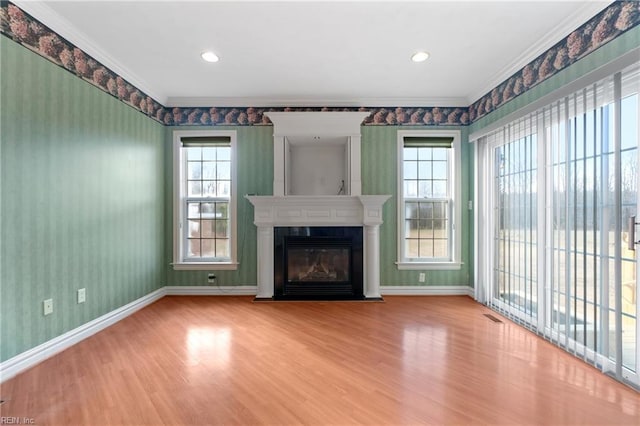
[1,296,638,425]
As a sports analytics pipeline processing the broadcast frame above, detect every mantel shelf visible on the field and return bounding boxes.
[245,195,391,227]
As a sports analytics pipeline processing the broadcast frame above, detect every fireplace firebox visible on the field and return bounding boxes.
[274,227,363,300]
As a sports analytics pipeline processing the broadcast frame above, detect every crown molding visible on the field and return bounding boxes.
[13,0,167,105]
[165,96,469,108]
[466,1,610,105]
[9,0,613,113]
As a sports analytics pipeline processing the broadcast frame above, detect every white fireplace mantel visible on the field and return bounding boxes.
[246,195,390,299]
[246,195,390,227]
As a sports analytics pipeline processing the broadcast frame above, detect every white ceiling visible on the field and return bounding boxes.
[15,1,610,107]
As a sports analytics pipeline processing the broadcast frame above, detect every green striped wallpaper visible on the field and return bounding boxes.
[165,125,473,288]
[0,37,166,362]
[164,125,274,286]
[361,126,473,287]
[3,10,637,364]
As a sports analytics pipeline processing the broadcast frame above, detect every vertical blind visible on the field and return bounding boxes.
[478,62,639,386]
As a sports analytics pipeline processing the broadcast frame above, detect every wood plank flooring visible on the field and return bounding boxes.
[1,296,638,425]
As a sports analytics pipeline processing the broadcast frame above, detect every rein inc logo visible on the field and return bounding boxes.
[0,418,35,425]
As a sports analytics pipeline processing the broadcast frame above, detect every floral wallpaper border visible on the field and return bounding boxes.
[164,106,469,126]
[0,1,167,123]
[1,1,638,127]
[469,1,639,122]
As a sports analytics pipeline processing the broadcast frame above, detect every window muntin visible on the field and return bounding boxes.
[397,131,461,269]
[403,146,451,259]
[173,131,237,270]
[184,145,231,261]
[493,127,538,318]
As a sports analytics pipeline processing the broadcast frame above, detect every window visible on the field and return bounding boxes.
[396,130,462,270]
[475,62,640,387]
[173,131,238,270]
[492,123,538,319]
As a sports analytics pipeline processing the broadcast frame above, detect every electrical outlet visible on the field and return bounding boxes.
[208,273,216,284]
[77,288,86,304]
[419,273,426,283]
[43,299,53,316]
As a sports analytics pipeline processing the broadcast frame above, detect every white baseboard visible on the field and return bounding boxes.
[0,287,165,383]
[164,285,257,296]
[381,285,474,296]
[164,285,471,297]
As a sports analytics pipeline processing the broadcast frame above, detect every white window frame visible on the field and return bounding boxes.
[396,130,462,270]
[172,130,238,270]
[474,61,640,388]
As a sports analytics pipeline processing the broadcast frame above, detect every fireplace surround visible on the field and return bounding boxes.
[246,112,390,300]
[246,195,389,300]
[274,226,363,300]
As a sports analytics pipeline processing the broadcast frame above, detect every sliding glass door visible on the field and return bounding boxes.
[481,64,639,387]
[493,123,538,324]
[620,88,638,376]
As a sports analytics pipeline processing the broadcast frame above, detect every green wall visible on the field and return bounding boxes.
[164,125,473,288]
[0,37,166,362]
[361,126,473,287]
[164,125,274,286]
[2,11,636,364]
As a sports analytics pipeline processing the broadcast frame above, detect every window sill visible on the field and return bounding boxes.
[395,261,463,271]
[172,262,239,271]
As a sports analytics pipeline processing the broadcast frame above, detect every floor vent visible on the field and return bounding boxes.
[484,313,503,323]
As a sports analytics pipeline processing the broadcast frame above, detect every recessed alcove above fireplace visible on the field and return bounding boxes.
[287,137,349,196]
[246,112,391,300]
[265,111,369,197]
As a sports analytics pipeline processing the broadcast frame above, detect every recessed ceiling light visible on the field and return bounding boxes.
[411,51,430,63]
[201,51,219,63]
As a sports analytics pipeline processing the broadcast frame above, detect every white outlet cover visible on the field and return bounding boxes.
[77,288,86,304]
[43,299,53,315]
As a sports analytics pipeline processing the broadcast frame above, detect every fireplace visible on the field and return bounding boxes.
[274,227,363,300]
[245,111,390,300]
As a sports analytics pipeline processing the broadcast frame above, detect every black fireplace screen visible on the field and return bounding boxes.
[287,248,350,282]
[274,226,363,300]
